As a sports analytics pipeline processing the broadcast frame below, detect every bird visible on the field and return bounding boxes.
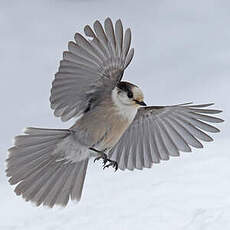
[6,17,223,208]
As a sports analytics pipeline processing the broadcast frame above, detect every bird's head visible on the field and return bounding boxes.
[112,81,146,108]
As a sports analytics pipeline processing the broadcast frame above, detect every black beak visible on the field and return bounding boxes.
[135,100,147,106]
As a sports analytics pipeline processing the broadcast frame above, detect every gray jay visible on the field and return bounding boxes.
[6,18,223,208]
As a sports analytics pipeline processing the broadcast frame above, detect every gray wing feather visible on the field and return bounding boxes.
[115,20,123,56]
[108,103,223,170]
[93,20,110,57]
[50,18,134,121]
[123,28,131,58]
[124,48,134,69]
[104,18,116,56]
[156,119,179,156]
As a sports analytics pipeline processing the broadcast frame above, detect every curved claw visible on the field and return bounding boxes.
[103,158,107,166]
[103,161,118,172]
[93,152,107,163]
[91,147,118,171]
[114,162,118,171]
[93,157,99,163]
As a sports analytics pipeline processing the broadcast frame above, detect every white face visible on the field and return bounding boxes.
[111,83,146,121]
[114,85,145,107]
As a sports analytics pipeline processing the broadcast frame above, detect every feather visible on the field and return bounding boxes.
[153,121,170,160]
[104,18,116,56]
[63,51,99,69]
[162,117,191,152]
[171,113,213,142]
[71,160,88,201]
[156,119,179,156]
[74,33,104,63]
[188,108,222,114]
[167,115,203,148]
[175,112,220,133]
[124,48,134,69]
[7,128,89,207]
[123,28,131,58]
[115,19,123,56]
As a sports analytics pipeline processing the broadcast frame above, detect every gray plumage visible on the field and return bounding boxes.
[6,18,223,208]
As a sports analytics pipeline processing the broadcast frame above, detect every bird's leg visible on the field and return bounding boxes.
[90,147,118,171]
[91,147,107,164]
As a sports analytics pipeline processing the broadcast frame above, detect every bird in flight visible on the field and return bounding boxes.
[6,18,223,208]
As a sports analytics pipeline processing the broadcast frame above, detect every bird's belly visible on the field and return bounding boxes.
[95,118,131,151]
[71,105,137,153]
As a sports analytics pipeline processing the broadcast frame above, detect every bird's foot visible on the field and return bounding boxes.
[93,153,107,163]
[91,147,118,171]
[103,159,118,171]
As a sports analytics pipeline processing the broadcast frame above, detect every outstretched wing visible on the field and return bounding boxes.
[108,103,223,170]
[50,18,134,121]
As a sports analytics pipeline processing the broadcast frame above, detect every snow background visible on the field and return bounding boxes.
[0,0,229,229]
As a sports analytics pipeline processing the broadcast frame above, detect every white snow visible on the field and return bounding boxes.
[0,0,229,229]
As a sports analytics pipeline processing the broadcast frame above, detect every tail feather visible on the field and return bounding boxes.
[7,152,53,185]
[43,163,71,207]
[6,127,89,207]
[14,156,60,196]
[8,157,50,185]
[8,142,57,158]
[24,127,70,135]
[71,161,88,201]
[55,163,78,206]
[15,136,62,147]
[30,161,66,206]
[30,161,64,206]
[7,146,54,171]
[15,157,60,197]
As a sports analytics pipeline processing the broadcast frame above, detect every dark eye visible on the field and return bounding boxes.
[127,91,133,98]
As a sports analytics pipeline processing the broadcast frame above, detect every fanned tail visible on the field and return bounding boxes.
[6,127,89,208]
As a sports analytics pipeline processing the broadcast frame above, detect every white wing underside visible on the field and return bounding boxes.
[108,103,223,170]
[50,18,134,122]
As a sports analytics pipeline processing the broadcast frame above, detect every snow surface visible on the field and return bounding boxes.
[0,0,229,229]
